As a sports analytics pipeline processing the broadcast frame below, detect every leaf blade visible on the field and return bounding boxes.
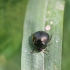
[21,0,48,70]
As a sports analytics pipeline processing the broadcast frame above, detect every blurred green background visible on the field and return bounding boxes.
[0,0,70,70]
[0,0,28,70]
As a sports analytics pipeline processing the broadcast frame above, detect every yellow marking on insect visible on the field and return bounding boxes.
[32,36,33,40]
[32,36,36,44]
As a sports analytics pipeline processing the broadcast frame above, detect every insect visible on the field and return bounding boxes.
[29,31,52,55]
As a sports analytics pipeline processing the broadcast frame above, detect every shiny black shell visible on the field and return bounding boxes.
[32,31,50,52]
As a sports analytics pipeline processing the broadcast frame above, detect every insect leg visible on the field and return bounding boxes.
[43,52,47,55]
[30,48,35,54]
[45,48,49,52]
[47,43,52,46]
[41,49,47,55]
[49,35,52,41]
[49,33,53,42]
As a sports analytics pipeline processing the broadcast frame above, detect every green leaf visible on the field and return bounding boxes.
[21,0,65,70]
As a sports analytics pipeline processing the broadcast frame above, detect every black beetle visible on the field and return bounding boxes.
[29,31,52,54]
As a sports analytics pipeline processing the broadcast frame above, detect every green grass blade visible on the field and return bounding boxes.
[21,0,48,70]
[44,0,64,70]
[21,0,65,70]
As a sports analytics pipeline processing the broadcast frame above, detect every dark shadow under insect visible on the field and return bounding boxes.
[29,31,52,55]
